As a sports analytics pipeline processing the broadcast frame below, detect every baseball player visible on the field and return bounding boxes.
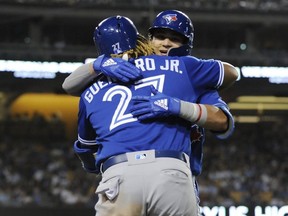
[148,10,236,179]
[63,10,236,180]
[73,16,235,216]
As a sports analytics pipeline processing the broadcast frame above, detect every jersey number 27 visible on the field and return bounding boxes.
[103,75,165,130]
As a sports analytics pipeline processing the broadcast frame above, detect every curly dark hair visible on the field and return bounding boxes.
[111,34,154,59]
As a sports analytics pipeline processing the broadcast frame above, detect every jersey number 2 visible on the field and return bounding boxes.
[102,75,165,130]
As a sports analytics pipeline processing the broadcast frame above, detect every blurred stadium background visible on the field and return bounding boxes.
[0,0,287,216]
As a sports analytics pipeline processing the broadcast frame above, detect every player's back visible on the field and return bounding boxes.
[80,54,223,165]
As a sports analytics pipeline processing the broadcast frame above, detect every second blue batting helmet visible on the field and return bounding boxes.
[93,15,139,56]
[149,10,194,48]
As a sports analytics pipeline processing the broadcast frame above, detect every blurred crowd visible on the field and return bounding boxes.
[3,0,288,11]
[154,0,288,11]
[0,113,287,208]
[0,113,98,207]
[198,120,288,207]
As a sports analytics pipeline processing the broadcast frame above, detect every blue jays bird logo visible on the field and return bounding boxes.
[190,125,204,143]
[162,14,177,24]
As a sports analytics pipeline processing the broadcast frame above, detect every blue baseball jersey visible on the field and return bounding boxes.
[77,55,225,168]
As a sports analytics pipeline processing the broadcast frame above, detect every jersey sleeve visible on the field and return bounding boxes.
[77,97,98,145]
[197,90,234,139]
[182,56,224,89]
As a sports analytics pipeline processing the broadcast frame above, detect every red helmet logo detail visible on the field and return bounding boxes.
[162,14,177,24]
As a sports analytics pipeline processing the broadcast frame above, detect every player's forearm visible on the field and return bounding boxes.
[62,62,97,96]
[179,101,228,131]
[201,105,228,131]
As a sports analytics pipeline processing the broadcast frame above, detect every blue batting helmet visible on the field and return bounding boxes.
[93,15,139,55]
[149,10,194,48]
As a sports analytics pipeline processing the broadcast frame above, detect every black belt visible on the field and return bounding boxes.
[102,150,187,173]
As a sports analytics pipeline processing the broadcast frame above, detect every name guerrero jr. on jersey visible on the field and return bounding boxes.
[84,57,183,103]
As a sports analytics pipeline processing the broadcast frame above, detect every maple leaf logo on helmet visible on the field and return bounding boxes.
[162,14,177,24]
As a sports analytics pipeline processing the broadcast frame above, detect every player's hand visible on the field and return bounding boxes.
[130,86,180,121]
[93,54,142,82]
